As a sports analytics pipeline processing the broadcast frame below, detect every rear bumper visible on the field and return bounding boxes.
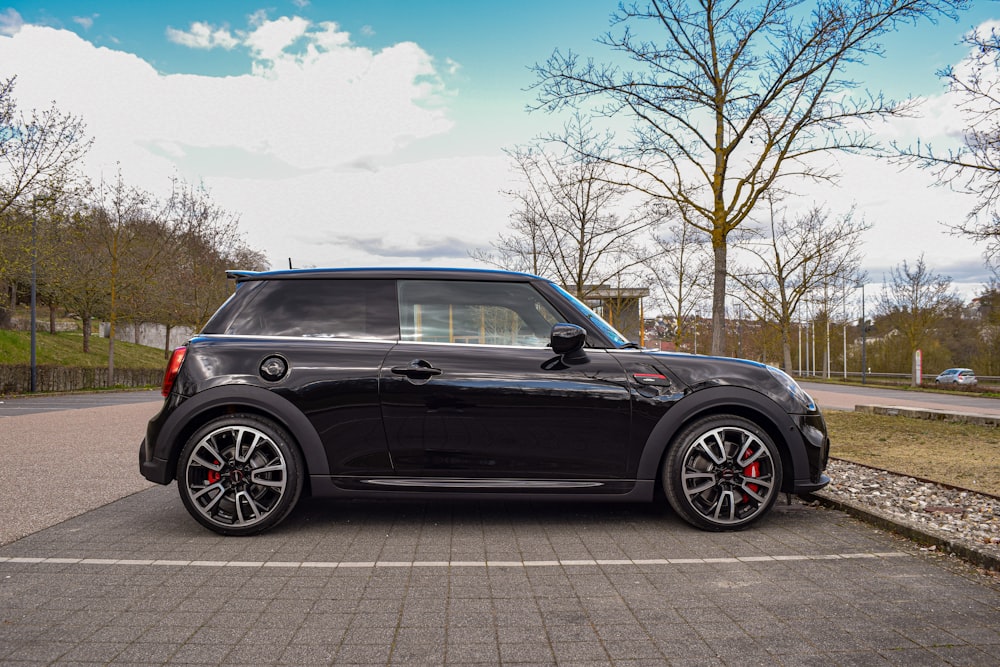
[139,439,172,485]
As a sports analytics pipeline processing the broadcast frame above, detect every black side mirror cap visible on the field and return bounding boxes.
[550,323,587,356]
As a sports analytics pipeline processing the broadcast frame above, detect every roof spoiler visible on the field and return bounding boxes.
[226,270,259,281]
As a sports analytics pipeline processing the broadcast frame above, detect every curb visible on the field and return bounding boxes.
[854,404,1000,427]
[804,491,1000,573]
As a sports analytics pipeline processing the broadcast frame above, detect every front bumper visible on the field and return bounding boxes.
[794,412,831,491]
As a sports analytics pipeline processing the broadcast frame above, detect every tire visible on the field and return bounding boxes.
[176,414,304,536]
[662,414,782,531]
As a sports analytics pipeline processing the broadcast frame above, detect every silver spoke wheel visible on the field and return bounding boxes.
[664,416,782,530]
[178,416,301,535]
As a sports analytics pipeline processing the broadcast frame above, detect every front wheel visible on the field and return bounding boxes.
[662,415,782,531]
[177,414,304,536]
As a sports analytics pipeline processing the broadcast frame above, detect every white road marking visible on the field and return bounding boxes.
[0,552,910,570]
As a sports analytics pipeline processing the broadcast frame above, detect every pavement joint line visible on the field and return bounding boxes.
[0,552,910,569]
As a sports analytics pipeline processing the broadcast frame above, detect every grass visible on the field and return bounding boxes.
[0,329,168,369]
[825,410,1000,497]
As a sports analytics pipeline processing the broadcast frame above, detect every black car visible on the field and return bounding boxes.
[140,267,830,535]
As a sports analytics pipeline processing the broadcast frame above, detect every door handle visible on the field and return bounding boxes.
[391,360,442,379]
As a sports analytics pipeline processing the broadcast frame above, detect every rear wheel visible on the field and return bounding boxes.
[663,415,782,531]
[177,414,303,536]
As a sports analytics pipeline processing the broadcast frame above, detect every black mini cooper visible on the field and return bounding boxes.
[140,267,830,535]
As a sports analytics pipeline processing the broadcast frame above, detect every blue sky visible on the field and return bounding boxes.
[1,1,998,300]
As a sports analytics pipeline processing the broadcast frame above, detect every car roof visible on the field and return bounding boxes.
[226,267,546,282]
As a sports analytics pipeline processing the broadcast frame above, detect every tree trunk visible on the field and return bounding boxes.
[48,304,56,334]
[108,320,115,386]
[0,282,12,329]
[82,316,91,353]
[711,241,727,356]
[164,324,172,359]
[781,320,794,373]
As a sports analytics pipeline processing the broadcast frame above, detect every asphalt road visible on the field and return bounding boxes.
[0,389,162,417]
[801,380,1000,415]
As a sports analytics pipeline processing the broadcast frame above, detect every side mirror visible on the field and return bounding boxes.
[550,323,587,356]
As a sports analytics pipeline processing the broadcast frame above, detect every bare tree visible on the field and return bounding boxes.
[643,212,713,349]
[730,202,869,372]
[158,179,267,353]
[877,255,962,382]
[895,24,1000,268]
[532,0,966,355]
[0,77,91,327]
[55,205,110,353]
[87,170,167,383]
[477,114,661,297]
[469,203,554,276]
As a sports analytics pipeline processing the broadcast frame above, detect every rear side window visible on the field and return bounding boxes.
[223,279,398,339]
[397,280,560,347]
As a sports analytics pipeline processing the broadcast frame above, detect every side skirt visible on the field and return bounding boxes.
[308,476,656,503]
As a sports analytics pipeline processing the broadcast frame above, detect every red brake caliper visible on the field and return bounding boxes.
[742,452,760,502]
[207,460,221,485]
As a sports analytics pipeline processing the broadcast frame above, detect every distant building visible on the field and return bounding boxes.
[570,284,650,344]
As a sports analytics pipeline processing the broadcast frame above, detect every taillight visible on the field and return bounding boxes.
[162,346,187,397]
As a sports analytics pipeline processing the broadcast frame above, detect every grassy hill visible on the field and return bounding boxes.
[0,329,168,369]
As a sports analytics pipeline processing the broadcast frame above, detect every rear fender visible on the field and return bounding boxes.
[152,385,328,482]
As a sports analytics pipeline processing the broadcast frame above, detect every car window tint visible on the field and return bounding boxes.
[397,280,560,347]
[225,279,398,339]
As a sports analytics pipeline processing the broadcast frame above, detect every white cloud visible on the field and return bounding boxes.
[166,21,240,50]
[0,19,494,271]
[72,14,97,31]
[245,15,310,61]
[0,8,23,36]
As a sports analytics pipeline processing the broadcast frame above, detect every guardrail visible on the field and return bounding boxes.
[794,371,998,386]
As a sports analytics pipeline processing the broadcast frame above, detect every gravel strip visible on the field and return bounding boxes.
[813,458,1000,568]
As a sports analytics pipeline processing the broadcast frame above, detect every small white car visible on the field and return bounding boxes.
[934,368,978,386]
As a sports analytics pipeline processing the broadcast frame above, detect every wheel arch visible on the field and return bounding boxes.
[153,385,328,489]
[637,386,806,493]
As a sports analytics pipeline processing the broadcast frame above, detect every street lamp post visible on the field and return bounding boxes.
[30,197,38,393]
[861,283,868,385]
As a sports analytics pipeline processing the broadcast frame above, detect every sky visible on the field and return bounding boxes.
[1,0,998,308]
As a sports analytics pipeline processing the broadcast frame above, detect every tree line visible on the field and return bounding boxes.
[0,76,266,379]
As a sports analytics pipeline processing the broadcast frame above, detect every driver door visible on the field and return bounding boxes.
[379,279,632,481]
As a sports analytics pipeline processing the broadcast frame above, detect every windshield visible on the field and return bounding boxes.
[550,283,632,348]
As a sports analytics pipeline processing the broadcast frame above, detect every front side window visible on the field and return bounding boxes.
[397,280,560,347]
[224,279,398,339]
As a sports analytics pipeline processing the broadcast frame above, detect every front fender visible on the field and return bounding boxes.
[636,385,813,492]
[140,385,328,484]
